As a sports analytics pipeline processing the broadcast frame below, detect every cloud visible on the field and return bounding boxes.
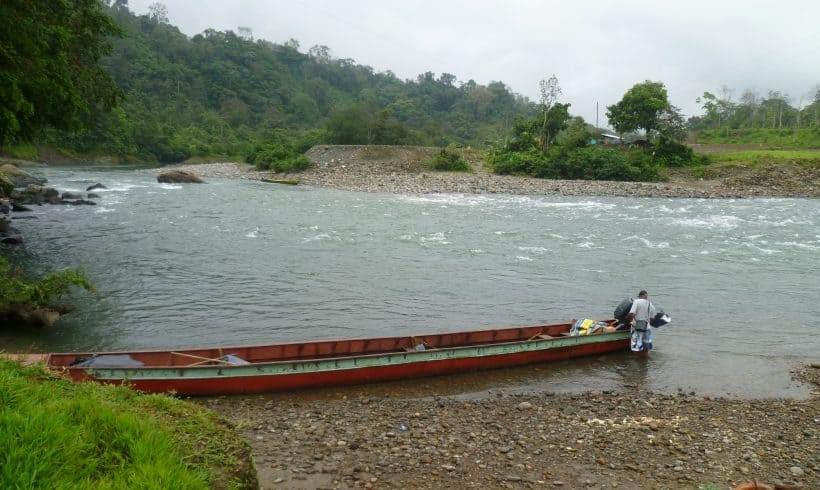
[129,0,820,126]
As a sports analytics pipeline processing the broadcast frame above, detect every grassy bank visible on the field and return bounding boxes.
[0,359,256,488]
[671,147,820,196]
[690,148,820,175]
[694,128,820,148]
[705,149,820,166]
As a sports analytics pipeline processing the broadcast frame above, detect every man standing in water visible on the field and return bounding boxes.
[627,290,656,353]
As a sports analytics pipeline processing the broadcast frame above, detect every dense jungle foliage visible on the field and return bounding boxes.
[30,3,534,163]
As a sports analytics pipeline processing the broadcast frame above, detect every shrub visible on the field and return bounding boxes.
[554,117,593,150]
[246,142,312,172]
[653,137,694,167]
[487,148,547,175]
[549,147,663,181]
[429,147,470,172]
[294,128,328,153]
[0,256,93,313]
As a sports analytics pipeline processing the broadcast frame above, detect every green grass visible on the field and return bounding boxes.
[703,149,820,169]
[0,359,255,489]
[682,148,820,182]
[1,143,39,161]
[714,149,820,162]
[695,128,820,148]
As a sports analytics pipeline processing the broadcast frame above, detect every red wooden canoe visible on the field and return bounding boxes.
[32,320,628,396]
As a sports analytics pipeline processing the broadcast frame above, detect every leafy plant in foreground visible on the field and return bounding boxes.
[0,256,93,314]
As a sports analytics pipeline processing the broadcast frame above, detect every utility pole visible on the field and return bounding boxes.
[595,101,599,129]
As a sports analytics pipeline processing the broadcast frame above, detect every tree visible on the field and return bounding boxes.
[538,75,562,150]
[237,26,253,41]
[696,92,721,128]
[657,105,687,142]
[541,103,571,149]
[21,4,537,158]
[606,81,670,141]
[0,0,122,145]
[147,2,168,24]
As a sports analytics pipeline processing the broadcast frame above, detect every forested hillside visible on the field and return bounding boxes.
[39,3,534,162]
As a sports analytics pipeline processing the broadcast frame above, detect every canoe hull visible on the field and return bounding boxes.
[66,333,629,396]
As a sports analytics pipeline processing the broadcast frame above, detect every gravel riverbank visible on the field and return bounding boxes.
[203,371,819,490]
[155,145,819,198]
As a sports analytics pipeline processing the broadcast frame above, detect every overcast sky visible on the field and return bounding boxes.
[129,0,819,126]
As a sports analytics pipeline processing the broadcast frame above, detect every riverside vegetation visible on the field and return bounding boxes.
[1,2,819,488]
[0,2,255,486]
[0,255,93,327]
[0,359,256,488]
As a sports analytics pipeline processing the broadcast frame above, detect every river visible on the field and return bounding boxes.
[3,167,818,398]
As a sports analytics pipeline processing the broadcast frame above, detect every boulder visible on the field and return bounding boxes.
[11,202,32,212]
[157,170,204,184]
[0,217,22,245]
[14,185,57,205]
[0,172,13,197]
[0,235,23,245]
[0,163,46,188]
[86,183,107,191]
[87,193,101,199]
[65,199,96,206]
[2,305,60,327]
[61,191,83,200]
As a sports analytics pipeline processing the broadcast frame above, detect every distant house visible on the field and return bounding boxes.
[599,132,623,145]
[590,128,623,146]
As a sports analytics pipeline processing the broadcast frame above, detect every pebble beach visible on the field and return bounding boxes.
[202,365,819,490]
[155,145,819,199]
[159,149,819,488]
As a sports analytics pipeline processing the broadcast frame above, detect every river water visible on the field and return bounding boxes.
[3,167,819,398]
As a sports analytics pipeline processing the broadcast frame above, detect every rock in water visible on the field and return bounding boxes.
[11,202,32,212]
[1,235,23,245]
[86,183,107,191]
[157,170,204,184]
[87,193,101,199]
[15,185,61,205]
[61,191,83,200]
[0,172,13,197]
[0,217,22,245]
[0,163,47,187]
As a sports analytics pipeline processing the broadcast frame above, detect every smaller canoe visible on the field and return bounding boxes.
[261,178,299,185]
[34,320,627,396]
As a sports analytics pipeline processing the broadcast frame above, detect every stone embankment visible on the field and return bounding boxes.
[161,145,819,198]
[205,371,819,490]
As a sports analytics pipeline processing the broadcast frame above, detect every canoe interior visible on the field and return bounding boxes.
[47,321,605,369]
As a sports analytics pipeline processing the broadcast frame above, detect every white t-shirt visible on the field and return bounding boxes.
[629,298,656,322]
